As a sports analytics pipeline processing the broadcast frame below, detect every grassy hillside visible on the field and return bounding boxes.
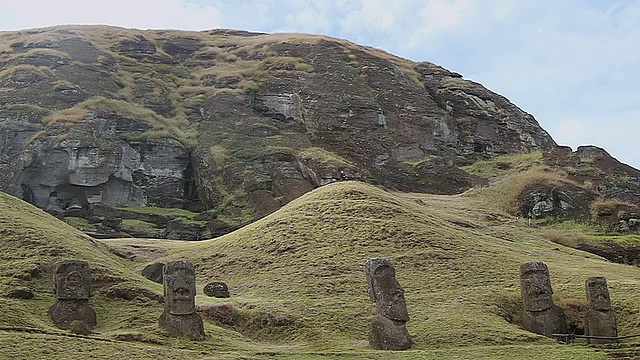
[2,182,640,358]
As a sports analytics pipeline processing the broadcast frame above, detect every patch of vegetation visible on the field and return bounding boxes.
[462,152,544,180]
[261,56,315,73]
[63,216,98,232]
[118,206,199,219]
[40,96,196,148]
[0,64,56,79]
[210,145,230,171]
[200,302,299,340]
[468,165,578,213]
[590,198,636,221]
[401,155,437,167]
[2,48,72,63]
[24,129,46,148]
[555,297,588,335]
[209,177,252,226]
[4,103,51,114]
[43,97,161,125]
[299,147,354,166]
[441,77,471,88]
[121,219,163,238]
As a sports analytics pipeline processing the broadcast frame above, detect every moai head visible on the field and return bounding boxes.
[54,260,91,301]
[203,281,230,298]
[164,260,196,315]
[586,277,611,311]
[365,258,409,322]
[520,262,554,312]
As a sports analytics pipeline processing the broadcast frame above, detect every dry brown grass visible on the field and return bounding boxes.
[43,97,164,126]
[0,64,56,79]
[590,198,637,221]
[470,165,578,213]
[299,147,354,165]
[261,56,314,72]
[541,228,591,248]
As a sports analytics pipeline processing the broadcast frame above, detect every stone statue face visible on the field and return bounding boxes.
[54,261,91,300]
[164,260,196,315]
[586,277,611,311]
[366,258,409,322]
[520,262,554,312]
[373,266,409,321]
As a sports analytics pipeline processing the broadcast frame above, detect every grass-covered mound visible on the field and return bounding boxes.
[3,182,640,358]
[0,191,168,353]
[154,181,640,357]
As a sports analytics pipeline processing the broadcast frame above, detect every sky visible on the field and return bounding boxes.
[1,0,638,168]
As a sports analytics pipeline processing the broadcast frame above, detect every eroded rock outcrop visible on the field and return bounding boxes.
[4,115,199,214]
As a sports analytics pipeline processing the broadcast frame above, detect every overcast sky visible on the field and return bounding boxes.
[1,0,639,168]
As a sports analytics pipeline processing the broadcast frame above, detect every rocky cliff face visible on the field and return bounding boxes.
[0,26,574,237]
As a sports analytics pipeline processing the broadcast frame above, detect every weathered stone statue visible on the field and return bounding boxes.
[365,258,412,350]
[49,260,96,334]
[203,281,230,298]
[159,260,205,340]
[584,277,617,344]
[520,261,567,337]
[141,262,165,284]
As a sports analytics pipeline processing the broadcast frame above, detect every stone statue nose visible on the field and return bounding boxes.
[175,287,190,297]
[531,283,548,295]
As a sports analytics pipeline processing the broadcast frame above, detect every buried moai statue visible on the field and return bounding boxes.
[159,260,205,340]
[584,277,617,344]
[203,281,230,298]
[365,258,412,350]
[49,260,97,334]
[520,261,567,337]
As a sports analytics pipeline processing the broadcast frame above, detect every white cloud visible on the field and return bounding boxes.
[0,0,223,30]
[284,6,334,35]
[340,0,398,40]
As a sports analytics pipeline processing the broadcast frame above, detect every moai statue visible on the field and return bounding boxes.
[584,277,617,344]
[49,260,97,334]
[158,260,205,340]
[203,282,230,298]
[365,258,412,350]
[520,261,567,337]
[45,191,63,218]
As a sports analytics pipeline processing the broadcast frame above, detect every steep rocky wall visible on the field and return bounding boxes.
[0,26,562,236]
[3,114,199,216]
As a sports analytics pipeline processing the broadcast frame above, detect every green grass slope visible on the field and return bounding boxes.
[159,181,640,357]
[3,182,640,359]
[0,191,172,356]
